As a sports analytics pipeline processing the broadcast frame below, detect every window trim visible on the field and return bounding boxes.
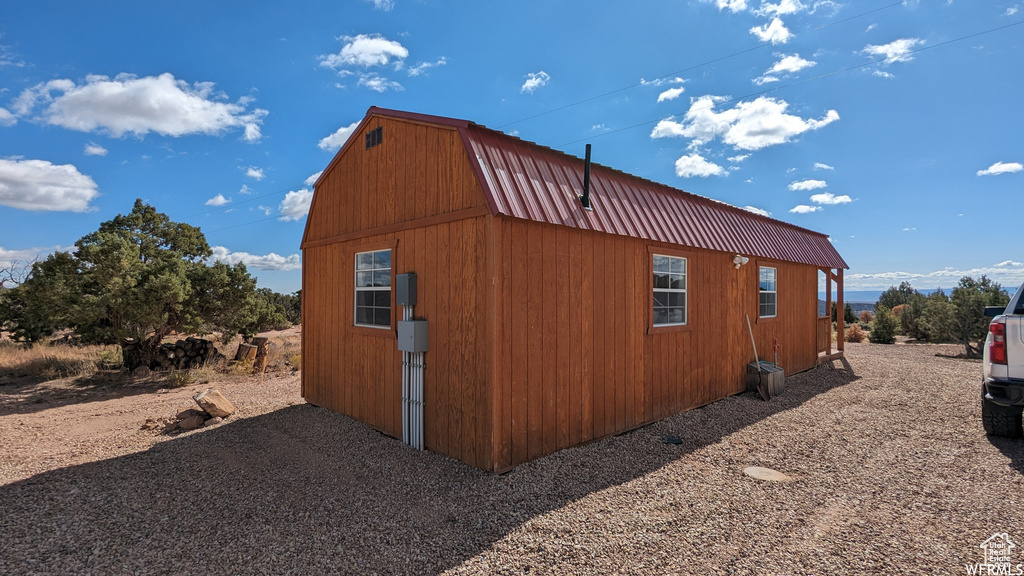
[647,246,693,335]
[758,264,778,320]
[348,239,397,338]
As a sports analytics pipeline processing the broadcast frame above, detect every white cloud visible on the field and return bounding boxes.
[366,0,394,10]
[674,153,727,178]
[408,57,447,77]
[754,0,805,17]
[305,171,323,187]
[0,107,15,127]
[592,124,606,131]
[320,34,409,69]
[210,246,301,271]
[255,205,272,216]
[1005,6,1019,16]
[0,158,99,212]
[863,38,925,65]
[810,192,852,204]
[14,73,267,142]
[873,70,895,79]
[652,95,839,151]
[845,262,1024,290]
[521,71,550,94]
[789,204,822,214]
[711,0,748,12]
[866,23,878,32]
[744,205,771,217]
[814,162,834,171]
[278,189,313,221]
[789,179,827,191]
[977,161,1023,176]
[902,227,916,232]
[750,18,793,44]
[205,194,230,206]
[657,87,686,102]
[728,154,751,163]
[318,121,360,151]
[0,245,63,269]
[239,184,254,195]
[754,53,815,84]
[245,166,265,181]
[358,74,405,93]
[319,34,410,92]
[83,142,108,156]
[640,77,685,87]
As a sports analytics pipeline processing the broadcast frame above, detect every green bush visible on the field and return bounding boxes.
[869,306,898,344]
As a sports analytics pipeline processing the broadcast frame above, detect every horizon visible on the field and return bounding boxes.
[1,1,1022,294]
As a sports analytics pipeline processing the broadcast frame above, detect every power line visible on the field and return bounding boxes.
[555,18,1024,149]
[496,1,906,130]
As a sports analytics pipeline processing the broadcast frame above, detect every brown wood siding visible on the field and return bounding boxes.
[489,217,821,471]
[303,116,487,246]
[301,217,493,470]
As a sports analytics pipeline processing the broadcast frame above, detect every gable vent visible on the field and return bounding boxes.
[365,126,383,150]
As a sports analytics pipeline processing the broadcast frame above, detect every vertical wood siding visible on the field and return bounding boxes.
[302,218,493,470]
[304,114,824,472]
[489,217,820,471]
[303,117,487,245]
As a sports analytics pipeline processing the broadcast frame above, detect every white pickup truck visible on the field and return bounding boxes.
[982,282,1024,437]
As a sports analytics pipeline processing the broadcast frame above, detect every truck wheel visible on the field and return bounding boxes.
[982,396,1024,438]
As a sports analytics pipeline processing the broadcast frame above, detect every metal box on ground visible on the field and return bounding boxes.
[398,320,428,352]
[747,361,785,399]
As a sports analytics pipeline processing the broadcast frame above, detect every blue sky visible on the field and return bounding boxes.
[1,0,1022,296]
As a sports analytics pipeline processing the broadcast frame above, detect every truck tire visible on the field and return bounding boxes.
[982,396,1024,438]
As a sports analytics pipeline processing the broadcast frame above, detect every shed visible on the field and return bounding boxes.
[301,107,848,472]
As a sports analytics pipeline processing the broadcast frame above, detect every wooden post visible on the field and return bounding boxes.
[824,269,833,352]
[837,268,845,353]
[252,336,270,374]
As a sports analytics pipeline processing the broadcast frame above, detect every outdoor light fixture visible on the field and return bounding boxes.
[733,255,750,269]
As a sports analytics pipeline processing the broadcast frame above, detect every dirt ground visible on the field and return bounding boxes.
[1,340,1023,575]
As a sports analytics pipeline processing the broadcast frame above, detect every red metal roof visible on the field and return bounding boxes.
[364,107,848,270]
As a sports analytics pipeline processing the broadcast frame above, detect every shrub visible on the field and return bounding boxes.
[869,306,898,344]
[859,310,874,324]
[845,324,866,343]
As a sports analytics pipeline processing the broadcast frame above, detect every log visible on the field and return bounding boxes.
[252,336,270,375]
[235,343,258,363]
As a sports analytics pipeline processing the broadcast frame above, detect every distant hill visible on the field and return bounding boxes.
[818,290,882,304]
[818,300,874,317]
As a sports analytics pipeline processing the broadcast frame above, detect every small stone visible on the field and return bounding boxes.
[743,466,793,482]
[193,388,236,418]
[176,408,205,421]
[132,366,151,378]
[178,414,205,431]
[163,420,179,433]
[205,417,223,426]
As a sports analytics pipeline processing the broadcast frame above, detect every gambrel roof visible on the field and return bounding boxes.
[314,107,848,270]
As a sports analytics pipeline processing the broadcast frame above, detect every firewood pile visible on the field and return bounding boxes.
[123,337,224,371]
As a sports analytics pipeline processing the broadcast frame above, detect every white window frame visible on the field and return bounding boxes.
[759,266,777,319]
[653,253,687,327]
[354,249,392,329]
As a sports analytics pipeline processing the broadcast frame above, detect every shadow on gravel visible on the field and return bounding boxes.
[0,372,174,417]
[0,360,857,575]
[988,436,1024,476]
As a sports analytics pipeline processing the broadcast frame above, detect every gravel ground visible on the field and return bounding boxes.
[1,341,1022,575]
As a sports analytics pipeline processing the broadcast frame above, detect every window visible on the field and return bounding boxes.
[355,249,391,328]
[653,254,687,326]
[759,266,777,318]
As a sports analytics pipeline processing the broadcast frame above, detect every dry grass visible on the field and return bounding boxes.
[0,340,115,381]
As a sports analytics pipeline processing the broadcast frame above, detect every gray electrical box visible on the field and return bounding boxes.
[396,273,417,306]
[398,320,428,352]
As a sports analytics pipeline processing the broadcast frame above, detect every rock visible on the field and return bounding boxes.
[132,366,152,378]
[179,414,205,431]
[205,417,223,427]
[193,388,236,418]
[176,408,208,421]
[163,420,180,433]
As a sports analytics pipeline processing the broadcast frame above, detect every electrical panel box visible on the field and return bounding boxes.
[396,273,417,306]
[398,320,428,352]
